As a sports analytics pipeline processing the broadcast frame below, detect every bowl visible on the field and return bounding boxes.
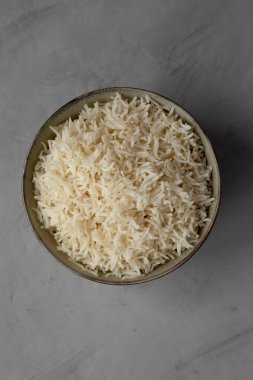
[23,87,221,284]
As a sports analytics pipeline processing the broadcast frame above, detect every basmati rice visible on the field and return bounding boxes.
[33,93,213,278]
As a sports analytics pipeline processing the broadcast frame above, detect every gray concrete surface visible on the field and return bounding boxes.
[1,0,253,379]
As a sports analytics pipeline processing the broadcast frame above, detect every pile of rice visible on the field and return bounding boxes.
[33,93,213,278]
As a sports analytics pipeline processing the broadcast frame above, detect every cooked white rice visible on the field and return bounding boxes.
[33,93,213,278]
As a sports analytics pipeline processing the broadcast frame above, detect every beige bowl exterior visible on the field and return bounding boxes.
[23,87,221,285]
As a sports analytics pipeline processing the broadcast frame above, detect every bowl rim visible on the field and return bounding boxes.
[23,86,221,285]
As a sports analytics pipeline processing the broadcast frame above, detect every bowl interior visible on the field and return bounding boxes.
[23,87,220,284]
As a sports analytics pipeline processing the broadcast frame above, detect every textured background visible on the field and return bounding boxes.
[1,1,253,379]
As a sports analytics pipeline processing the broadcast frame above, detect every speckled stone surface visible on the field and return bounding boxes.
[1,1,253,379]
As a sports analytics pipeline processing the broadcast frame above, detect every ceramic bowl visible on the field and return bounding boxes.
[23,87,221,284]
